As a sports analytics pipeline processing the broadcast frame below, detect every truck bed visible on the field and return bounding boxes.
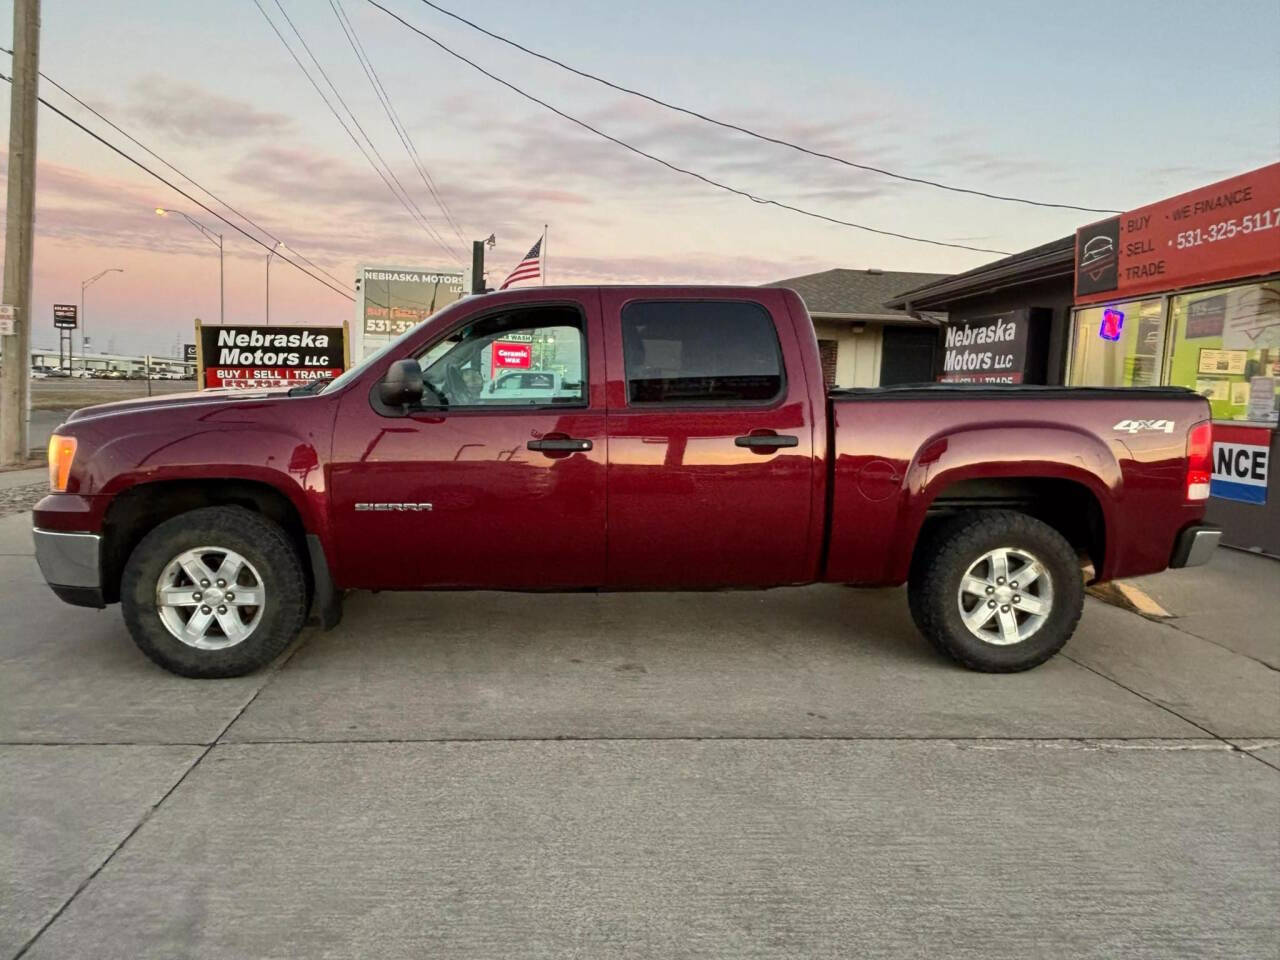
[823,385,1210,586]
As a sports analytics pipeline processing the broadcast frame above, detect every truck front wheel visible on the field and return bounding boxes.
[120,506,308,678]
[908,510,1083,672]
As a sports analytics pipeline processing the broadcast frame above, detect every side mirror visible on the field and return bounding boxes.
[379,359,424,407]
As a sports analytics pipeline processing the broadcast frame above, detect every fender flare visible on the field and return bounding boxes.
[888,423,1121,582]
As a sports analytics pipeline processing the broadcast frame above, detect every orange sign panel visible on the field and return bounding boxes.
[1075,162,1280,305]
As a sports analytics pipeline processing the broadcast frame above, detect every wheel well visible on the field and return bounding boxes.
[101,480,309,604]
[915,477,1106,575]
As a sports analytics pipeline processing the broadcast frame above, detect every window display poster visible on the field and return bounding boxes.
[1247,377,1277,422]
[1185,295,1226,337]
[1195,379,1229,402]
[1221,282,1280,350]
[1230,380,1251,407]
[1197,349,1249,375]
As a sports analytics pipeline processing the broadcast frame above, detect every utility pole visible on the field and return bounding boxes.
[0,0,40,465]
[265,241,283,324]
[471,241,485,295]
[471,234,495,294]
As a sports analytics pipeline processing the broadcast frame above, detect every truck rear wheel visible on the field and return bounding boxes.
[120,506,308,678]
[908,510,1083,672]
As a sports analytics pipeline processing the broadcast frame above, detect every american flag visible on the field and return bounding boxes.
[499,236,543,289]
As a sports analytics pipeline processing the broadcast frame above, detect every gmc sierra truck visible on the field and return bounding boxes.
[34,286,1220,678]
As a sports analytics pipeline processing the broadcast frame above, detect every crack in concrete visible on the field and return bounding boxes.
[2,742,1269,757]
[1155,615,1280,674]
[1062,652,1280,773]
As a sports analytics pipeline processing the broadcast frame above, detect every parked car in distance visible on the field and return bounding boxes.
[34,285,1219,679]
[29,367,48,380]
[46,368,72,378]
[482,370,572,403]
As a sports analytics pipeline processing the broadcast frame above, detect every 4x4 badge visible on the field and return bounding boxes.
[1113,419,1175,434]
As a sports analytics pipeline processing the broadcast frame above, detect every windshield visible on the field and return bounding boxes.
[319,306,458,395]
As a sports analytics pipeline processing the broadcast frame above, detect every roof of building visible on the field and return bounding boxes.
[764,268,951,320]
[884,236,1075,311]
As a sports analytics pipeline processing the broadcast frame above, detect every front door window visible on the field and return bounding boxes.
[416,307,586,407]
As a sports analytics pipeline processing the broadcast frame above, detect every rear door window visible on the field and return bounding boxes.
[620,300,784,404]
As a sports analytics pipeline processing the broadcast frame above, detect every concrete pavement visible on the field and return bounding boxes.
[1125,547,1280,669]
[1,497,1278,958]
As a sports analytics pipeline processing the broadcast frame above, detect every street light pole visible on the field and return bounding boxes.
[155,208,223,325]
[265,242,284,325]
[80,268,124,373]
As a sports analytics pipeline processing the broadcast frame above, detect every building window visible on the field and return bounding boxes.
[817,339,838,388]
[1068,296,1166,387]
[1165,279,1280,423]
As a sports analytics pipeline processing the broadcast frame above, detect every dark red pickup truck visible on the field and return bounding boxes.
[35,286,1219,678]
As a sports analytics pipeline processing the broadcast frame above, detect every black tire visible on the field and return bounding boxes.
[121,506,308,678]
[907,510,1083,672]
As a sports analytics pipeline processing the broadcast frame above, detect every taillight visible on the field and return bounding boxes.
[1185,421,1212,501]
[47,434,77,492]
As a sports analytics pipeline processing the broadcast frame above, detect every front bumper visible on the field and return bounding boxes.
[1170,524,1221,568]
[33,527,105,608]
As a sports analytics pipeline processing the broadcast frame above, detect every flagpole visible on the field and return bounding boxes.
[542,224,548,285]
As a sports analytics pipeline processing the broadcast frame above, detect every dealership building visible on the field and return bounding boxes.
[891,162,1280,557]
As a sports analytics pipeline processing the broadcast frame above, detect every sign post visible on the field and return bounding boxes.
[53,304,77,371]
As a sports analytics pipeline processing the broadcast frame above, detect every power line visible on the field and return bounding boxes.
[0,45,352,293]
[407,0,1120,216]
[254,0,462,261]
[330,0,468,249]
[0,70,355,302]
[365,1,1012,256]
[258,0,460,260]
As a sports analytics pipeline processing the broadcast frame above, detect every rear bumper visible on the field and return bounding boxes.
[1170,524,1221,568]
[33,527,105,608]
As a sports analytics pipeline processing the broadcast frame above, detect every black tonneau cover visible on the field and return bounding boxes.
[829,384,1197,401]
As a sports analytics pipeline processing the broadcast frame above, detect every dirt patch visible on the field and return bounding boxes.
[32,379,193,411]
[0,481,48,517]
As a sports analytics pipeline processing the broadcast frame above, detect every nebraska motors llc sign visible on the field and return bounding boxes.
[197,323,348,389]
[938,310,1033,384]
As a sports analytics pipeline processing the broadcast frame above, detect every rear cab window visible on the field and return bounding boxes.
[620,300,784,405]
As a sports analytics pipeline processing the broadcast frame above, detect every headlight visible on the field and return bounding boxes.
[47,434,77,492]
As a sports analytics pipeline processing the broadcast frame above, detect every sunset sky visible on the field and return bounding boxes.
[2,0,1277,356]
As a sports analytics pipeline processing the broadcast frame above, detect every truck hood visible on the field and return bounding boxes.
[62,386,294,424]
